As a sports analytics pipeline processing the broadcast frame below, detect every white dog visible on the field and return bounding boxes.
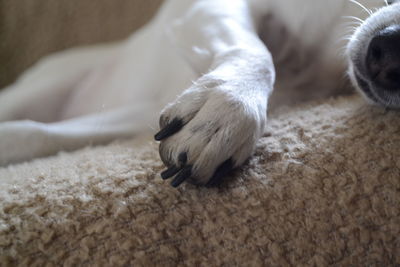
[0,0,399,187]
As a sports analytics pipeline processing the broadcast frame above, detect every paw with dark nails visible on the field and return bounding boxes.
[155,74,266,187]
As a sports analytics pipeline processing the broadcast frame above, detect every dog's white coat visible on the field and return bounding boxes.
[0,0,394,184]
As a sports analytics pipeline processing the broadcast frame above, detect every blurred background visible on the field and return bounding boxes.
[0,0,162,88]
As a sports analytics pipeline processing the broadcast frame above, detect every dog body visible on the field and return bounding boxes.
[0,0,398,186]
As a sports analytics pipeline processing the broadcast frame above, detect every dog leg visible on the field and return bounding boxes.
[0,104,158,166]
[0,1,199,165]
[156,0,275,186]
[0,43,120,122]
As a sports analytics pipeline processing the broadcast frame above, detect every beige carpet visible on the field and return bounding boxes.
[0,95,399,266]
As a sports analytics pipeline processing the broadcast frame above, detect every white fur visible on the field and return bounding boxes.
[0,0,395,185]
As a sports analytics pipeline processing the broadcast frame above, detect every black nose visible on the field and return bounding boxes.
[366,25,400,90]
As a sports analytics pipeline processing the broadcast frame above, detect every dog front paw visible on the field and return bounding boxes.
[155,75,267,187]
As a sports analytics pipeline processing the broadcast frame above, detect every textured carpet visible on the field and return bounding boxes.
[0,95,399,266]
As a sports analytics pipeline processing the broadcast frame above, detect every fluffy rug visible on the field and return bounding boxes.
[0,95,399,266]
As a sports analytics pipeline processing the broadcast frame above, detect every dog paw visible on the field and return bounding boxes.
[155,74,267,187]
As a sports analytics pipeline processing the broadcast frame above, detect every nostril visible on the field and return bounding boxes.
[385,68,400,87]
[365,25,400,89]
[366,42,384,79]
[370,46,382,63]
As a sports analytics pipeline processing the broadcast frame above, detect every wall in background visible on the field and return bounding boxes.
[0,0,162,87]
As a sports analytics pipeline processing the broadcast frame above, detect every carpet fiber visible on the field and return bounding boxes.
[0,95,399,266]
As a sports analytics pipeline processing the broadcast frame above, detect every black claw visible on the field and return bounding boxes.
[206,158,234,188]
[171,165,192,188]
[161,165,181,180]
[154,118,184,141]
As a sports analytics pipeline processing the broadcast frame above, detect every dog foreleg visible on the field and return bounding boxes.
[156,0,275,186]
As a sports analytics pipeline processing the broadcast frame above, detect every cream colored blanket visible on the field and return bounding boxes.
[0,95,399,266]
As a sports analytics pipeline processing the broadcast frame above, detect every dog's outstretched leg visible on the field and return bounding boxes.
[0,44,120,122]
[0,104,158,166]
[156,0,275,186]
[0,0,198,166]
